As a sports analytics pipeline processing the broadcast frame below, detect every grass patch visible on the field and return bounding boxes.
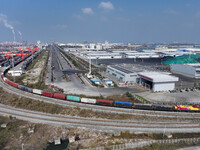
[135,94,150,103]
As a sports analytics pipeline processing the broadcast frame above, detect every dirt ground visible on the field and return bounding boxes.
[0,116,139,150]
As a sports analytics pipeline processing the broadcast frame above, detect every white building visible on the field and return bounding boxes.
[106,65,137,82]
[170,63,200,78]
[8,70,23,76]
[137,72,179,91]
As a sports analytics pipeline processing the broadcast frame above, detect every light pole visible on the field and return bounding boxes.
[22,143,24,150]
[180,80,182,89]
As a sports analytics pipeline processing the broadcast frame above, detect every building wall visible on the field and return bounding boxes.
[106,66,136,82]
[153,82,175,91]
[170,64,197,78]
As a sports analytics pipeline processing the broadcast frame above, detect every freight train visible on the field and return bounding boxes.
[1,72,200,113]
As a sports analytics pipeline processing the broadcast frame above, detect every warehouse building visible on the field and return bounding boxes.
[170,63,200,78]
[106,65,137,82]
[107,64,179,91]
[138,72,179,91]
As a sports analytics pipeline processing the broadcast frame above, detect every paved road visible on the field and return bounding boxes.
[45,49,52,84]
[49,44,143,96]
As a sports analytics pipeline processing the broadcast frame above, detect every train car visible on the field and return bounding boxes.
[6,80,18,88]
[3,77,8,82]
[42,91,53,98]
[18,85,25,91]
[67,95,81,102]
[153,105,173,111]
[81,98,96,104]
[1,73,4,79]
[24,87,33,93]
[53,93,66,100]
[133,103,153,110]
[96,99,114,106]
[114,101,132,108]
[33,89,42,95]
[174,105,200,112]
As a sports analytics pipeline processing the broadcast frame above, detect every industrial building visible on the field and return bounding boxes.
[137,72,179,92]
[106,65,137,82]
[106,64,179,91]
[171,63,200,78]
[76,48,196,60]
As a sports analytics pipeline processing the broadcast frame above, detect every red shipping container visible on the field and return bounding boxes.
[53,93,66,100]
[5,79,9,84]
[7,80,18,88]
[42,91,53,97]
[12,82,18,88]
[97,99,114,104]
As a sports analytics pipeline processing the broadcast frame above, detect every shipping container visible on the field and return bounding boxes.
[24,87,33,93]
[53,93,66,100]
[67,95,80,102]
[33,89,42,95]
[1,74,4,79]
[96,99,114,106]
[81,98,96,104]
[18,85,25,91]
[42,91,53,97]
[8,81,18,88]
[114,101,132,108]
[3,77,8,82]
[133,103,152,110]
[153,105,173,111]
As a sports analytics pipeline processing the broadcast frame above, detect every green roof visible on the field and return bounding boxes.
[162,54,200,65]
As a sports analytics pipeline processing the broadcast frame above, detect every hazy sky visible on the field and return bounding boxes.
[1,0,200,43]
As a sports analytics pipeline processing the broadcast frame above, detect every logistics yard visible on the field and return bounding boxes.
[2,43,200,149]
[3,1,200,149]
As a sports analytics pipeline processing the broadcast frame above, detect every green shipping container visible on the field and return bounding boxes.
[66,95,80,102]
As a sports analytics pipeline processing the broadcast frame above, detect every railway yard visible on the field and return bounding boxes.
[1,44,200,149]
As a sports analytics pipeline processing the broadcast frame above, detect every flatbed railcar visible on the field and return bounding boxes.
[133,103,153,110]
[114,101,132,108]
[81,98,96,104]
[53,93,66,100]
[96,99,114,106]
[42,91,54,98]
[67,95,81,102]
[153,105,174,111]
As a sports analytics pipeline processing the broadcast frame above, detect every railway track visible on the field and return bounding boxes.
[1,76,200,119]
[0,103,200,133]
[2,70,200,132]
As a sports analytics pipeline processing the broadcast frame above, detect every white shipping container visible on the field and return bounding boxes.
[3,77,7,81]
[81,98,96,104]
[33,89,42,95]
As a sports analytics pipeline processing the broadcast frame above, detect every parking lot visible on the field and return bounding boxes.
[139,88,200,104]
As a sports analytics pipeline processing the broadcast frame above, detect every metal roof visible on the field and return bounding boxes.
[138,72,179,83]
[110,65,134,74]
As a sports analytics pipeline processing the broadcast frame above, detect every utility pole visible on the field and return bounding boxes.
[12,52,15,82]
[89,53,91,75]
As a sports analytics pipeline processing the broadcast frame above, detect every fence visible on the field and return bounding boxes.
[80,138,200,150]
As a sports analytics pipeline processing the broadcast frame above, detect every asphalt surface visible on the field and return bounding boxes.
[51,45,66,83]
[48,45,143,96]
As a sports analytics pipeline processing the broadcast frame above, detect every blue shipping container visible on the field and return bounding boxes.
[114,101,132,105]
